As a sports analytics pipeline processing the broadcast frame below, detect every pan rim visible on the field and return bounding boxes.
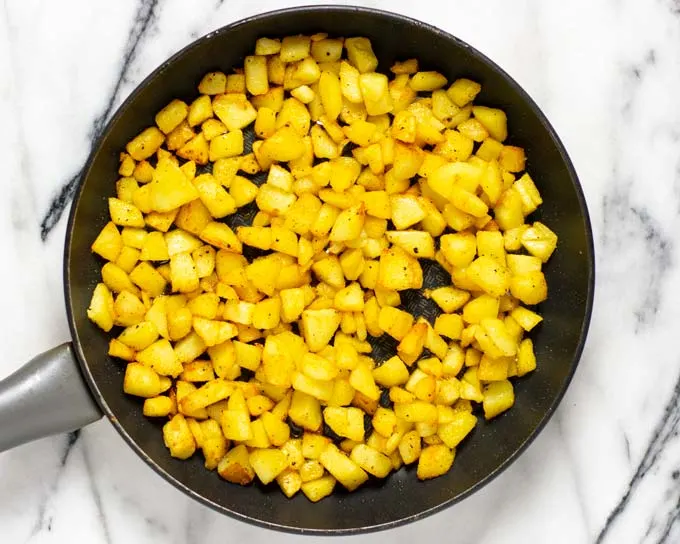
[63,4,595,535]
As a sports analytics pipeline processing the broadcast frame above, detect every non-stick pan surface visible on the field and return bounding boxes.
[65,6,594,534]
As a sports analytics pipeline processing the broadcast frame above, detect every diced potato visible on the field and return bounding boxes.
[250,448,289,484]
[344,37,378,73]
[319,443,369,491]
[373,356,410,388]
[417,444,455,480]
[483,380,515,419]
[218,444,255,485]
[289,391,323,432]
[123,362,162,398]
[301,474,336,502]
[162,414,196,460]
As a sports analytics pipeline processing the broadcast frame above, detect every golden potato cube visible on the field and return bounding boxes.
[472,106,507,142]
[293,372,334,402]
[162,414,196,460]
[91,221,123,262]
[302,352,338,382]
[465,256,510,298]
[169,252,199,293]
[377,306,413,341]
[372,407,397,438]
[108,197,145,228]
[483,380,515,419]
[417,444,455,480]
[301,474,336,502]
[358,73,392,116]
[244,55,269,96]
[299,308,341,352]
[394,401,438,424]
[118,321,159,350]
[137,338,183,377]
[87,283,115,332]
[193,317,237,347]
[115,246,140,273]
[350,443,392,478]
[200,419,228,470]
[261,411,290,447]
[275,468,302,498]
[349,362,380,401]
[447,78,481,107]
[517,338,537,377]
[208,129,244,162]
[199,222,242,253]
[333,282,363,312]
[344,37,378,73]
[198,71,227,95]
[102,262,138,296]
[218,444,255,485]
[290,85,315,104]
[521,221,557,263]
[211,93,257,132]
[126,127,165,161]
[277,287,304,323]
[186,95,213,127]
[462,294,500,325]
[398,430,422,464]
[245,418,271,448]
[280,35,312,63]
[123,362,162,398]
[510,306,543,332]
[252,297,281,330]
[434,314,464,340]
[255,37,281,55]
[108,338,135,361]
[132,159,154,183]
[155,99,189,134]
[180,379,233,416]
[339,61,363,105]
[378,247,422,291]
[234,340,262,372]
[176,132,209,165]
[220,409,253,441]
[498,145,525,173]
[317,70,343,120]
[510,271,548,305]
[372,355,410,388]
[410,71,447,91]
[319,443,368,491]
[385,230,435,259]
[167,306,192,341]
[175,199,213,237]
[299,459,325,482]
[301,433,331,460]
[289,391,323,432]
[143,396,173,417]
[494,187,524,230]
[311,38,343,62]
[390,193,425,229]
[390,58,418,74]
[323,406,365,442]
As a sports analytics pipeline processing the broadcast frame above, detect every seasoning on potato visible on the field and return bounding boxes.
[87,33,557,501]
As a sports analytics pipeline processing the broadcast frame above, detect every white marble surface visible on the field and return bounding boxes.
[1,0,679,542]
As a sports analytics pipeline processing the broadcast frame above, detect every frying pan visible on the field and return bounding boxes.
[0,6,594,535]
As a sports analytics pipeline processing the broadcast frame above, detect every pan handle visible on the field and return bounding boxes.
[0,343,102,452]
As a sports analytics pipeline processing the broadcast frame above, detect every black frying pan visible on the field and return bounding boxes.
[0,6,594,535]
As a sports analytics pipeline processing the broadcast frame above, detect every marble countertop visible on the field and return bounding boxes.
[1,0,678,542]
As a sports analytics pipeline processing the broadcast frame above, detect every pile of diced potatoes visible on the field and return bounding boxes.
[86,33,557,502]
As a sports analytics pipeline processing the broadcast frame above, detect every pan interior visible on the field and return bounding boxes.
[65,6,594,535]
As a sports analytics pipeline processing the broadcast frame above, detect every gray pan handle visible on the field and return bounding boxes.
[0,343,103,452]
